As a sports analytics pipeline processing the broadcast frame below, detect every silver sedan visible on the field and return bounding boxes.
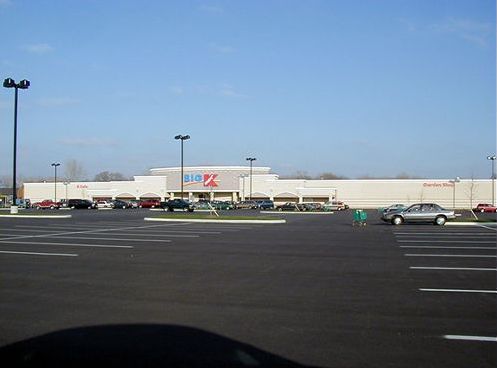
[381,203,455,226]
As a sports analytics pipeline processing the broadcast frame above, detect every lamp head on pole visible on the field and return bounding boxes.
[487,155,496,161]
[51,162,60,167]
[246,157,256,162]
[3,78,16,88]
[175,134,190,141]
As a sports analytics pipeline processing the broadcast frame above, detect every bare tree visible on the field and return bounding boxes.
[466,177,479,219]
[94,171,128,182]
[319,172,348,180]
[64,159,86,181]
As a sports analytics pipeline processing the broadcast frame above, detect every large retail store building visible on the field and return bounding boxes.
[24,165,494,208]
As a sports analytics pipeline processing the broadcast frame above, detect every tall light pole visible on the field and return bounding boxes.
[3,78,30,214]
[246,157,256,200]
[450,176,460,209]
[63,181,70,203]
[487,155,496,206]
[174,134,190,200]
[51,163,60,203]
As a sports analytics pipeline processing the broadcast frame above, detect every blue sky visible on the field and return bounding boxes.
[0,0,495,180]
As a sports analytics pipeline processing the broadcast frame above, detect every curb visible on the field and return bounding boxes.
[0,214,72,219]
[260,211,334,215]
[446,222,497,227]
[144,217,286,224]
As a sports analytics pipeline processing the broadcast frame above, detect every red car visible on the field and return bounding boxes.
[139,199,160,208]
[32,200,61,210]
[473,203,497,213]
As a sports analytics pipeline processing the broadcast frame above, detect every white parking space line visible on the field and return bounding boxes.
[410,267,497,271]
[443,335,497,342]
[0,224,187,241]
[394,232,496,235]
[400,246,496,250]
[398,240,496,243]
[419,288,497,294]
[477,224,497,231]
[32,236,173,243]
[405,254,496,258]
[0,250,78,257]
[0,241,133,249]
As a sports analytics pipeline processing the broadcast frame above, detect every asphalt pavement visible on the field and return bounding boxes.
[0,209,495,367]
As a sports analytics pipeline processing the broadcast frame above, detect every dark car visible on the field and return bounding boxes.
[276,202,301,211]
[160,199,194,212]
[67,199,95,209]
[212,201,235,210]
[111,199,132,209]
[257,200,274,210]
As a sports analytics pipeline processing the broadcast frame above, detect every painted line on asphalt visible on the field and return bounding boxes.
[0,241,133,249]
[443,335,497,342]
[419,288,497,294]
[411,267,497,271]
[398,240,496,243]
[400,246,495,250]
[477,224,497,231]
[0,250,78,257]
[35,236,174,243]
[0,224,184,241]
[405,254,496,258]
[394,232,496,235]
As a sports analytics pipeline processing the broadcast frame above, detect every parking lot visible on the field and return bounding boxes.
[0,209,495,367]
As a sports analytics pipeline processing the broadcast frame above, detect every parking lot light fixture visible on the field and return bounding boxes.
[487,155,496,206]
[246,157,256,200]
[175,134,190,200]
[51,163,61,203]
[3,78,30,214]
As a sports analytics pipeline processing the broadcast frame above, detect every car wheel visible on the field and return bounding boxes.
[50,205,54,209]
[71,206,75,209]
[278,208,282,211]
[391,216,403,225]
[435,216,447,226]
[481,209,485,213]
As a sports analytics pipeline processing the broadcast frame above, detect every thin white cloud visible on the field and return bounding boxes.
[208,43,236,54]
[36,97,80,107]
[198,5,224,14]
[429,17,493,47]
[169,86,185,95]
[22,43,54,54]
[0,0,12,6]
[219,83,247,98]
[58,138,117,147]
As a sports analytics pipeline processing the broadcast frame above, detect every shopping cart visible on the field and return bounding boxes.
[352,209,367,226]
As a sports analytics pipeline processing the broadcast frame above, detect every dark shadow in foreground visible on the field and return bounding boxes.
[0,324,321,368]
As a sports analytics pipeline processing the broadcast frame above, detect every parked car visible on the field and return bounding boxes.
[276,202,301,211]
[473,203,497,213]
[111,199,132,209]
[32,200,61,210]
[301,202,322,211]
[96,200,113,209]
[139,199,160,208]
[193,201,214,210]
[160,199,194,212]
[67,199,95,209]
[380,204,407,214]
[381,203,455,226]
[212,201,235,210]
[323,201,348,211]
[256,200,274,210]
[237,200,258,209]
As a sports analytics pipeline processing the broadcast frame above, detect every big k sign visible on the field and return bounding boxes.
[184,173,219,187]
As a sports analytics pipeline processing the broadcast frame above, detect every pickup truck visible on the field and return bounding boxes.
[160,199,194,212]
[32,200,61,210]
